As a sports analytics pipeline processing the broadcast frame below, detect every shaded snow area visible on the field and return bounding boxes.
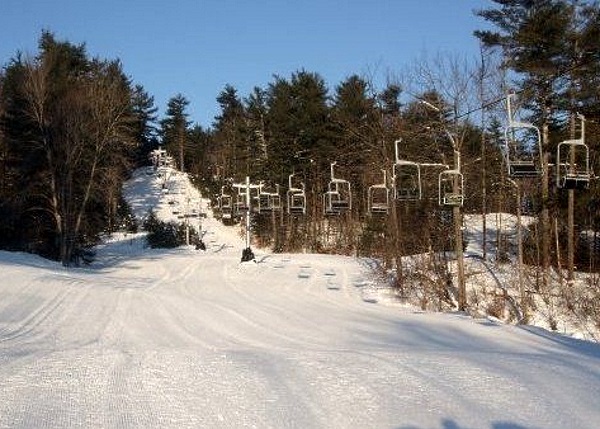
[1,167,599,429]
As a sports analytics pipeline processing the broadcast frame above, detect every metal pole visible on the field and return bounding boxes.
[246,176,251,249]
[419,99,467,310]
[453,148,466,311]
[185,196,190,246]
[241,176,255,262]
[511,179,527,322]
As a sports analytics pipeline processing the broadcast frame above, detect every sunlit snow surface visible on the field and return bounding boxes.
[1,168,599,429]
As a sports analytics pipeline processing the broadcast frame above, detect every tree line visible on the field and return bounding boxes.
[1,0,600,293]
[0,31,159,264]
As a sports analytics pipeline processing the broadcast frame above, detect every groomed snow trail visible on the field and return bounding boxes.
[2,235,600,429]
[1,169,599,428]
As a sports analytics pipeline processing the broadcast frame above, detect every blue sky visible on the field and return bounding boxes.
[1,0,492,127]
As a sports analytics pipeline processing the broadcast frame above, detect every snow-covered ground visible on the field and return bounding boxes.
[1,167,599,429]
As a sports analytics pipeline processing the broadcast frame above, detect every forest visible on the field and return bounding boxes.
[1,1,599,319]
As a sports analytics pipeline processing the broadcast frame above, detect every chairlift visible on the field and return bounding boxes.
[367,169,390,215]
[556,113,590,190]
[256,184,270,213]
[233,180,261,216]
[218,187,233,221]
[256,183,282,213]
[323,187,351,215]
[504,94,543,178]
[392,139,422,201]
[438,169,464,207]
[393,161,422,201]
[323,162,352,216]
[234,190,248,215]
[233,183,250,215]
[270,185,282,211]
[287,174,306,215]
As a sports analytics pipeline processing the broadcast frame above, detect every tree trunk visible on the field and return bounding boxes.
[541,123,550,291]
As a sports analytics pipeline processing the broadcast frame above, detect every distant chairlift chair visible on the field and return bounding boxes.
[393,161,422,201]
[323,162,352,216]
[368,169,390,215]
[504,93,543,179]
[556,113,590,190]
[287,174,306,215]
[438,169,464,207]
[232,181,260,216]
[256,183,282,213]
[392,139,422,201]
[218,187,233,221]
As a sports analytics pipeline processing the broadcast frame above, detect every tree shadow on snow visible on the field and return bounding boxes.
[396,418,540,429]
[518,325,600,360]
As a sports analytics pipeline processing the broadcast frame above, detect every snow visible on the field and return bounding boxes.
[1,166,600,428]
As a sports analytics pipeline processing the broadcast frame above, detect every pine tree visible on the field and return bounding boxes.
[160,94,190,172]
[331,75,378,214]
[475,0,573,288]
[131,84,159,166]
[244,86,269,172]
[212,85,247,180]
[0,32,136,264]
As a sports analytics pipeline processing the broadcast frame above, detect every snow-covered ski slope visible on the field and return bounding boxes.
[0,168,599,429]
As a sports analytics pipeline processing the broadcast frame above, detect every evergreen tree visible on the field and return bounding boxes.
[186,124,211,181]
[475,0,600,277]
[212,84,247,180]
[244,86,269,173]
[379,83,402,116]
[160,93,190,172]
[131,84,159,166]
[475,0,573,286]
[267,71,333,184]
[331,75,378,213]
[0,32,136,264]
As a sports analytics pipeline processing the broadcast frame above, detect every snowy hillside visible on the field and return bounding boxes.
[0,166,599,429]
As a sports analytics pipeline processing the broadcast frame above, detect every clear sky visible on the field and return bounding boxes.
[1,0,492,128]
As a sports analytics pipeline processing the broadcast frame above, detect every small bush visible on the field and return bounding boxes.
[142,210,201,249]
[143,211,180,248]
[117,198,139,233]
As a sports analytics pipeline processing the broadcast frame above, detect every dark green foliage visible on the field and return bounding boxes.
[131,84,159,167]
[475,0,600,272]
[0,31,145,264]
[115,197,138,233]
[160,94,191,172]
[143,211,179,248]
[1,5,598,278]
[143,210,198,249]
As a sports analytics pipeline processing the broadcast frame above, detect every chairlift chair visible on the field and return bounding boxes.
[504,94,543,178]
[392,139,422,201]
[393,161,422,201]
[368,169,390,215]
[438,169,464,207]
[234,191,248,216]
[323,187,351,216]
[256,184,282,213]
[233,178,261,216]
[287,174,306,215]
[556,114,590,190]
[218,188,233,221]
[288,192,306,215]
[270,185,282,211]
[323,162,352,216]
[256,183,270,213]
[261,193,282,212]
[232,182,259,215]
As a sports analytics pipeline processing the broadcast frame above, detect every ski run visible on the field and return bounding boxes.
[0,166,599,429]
